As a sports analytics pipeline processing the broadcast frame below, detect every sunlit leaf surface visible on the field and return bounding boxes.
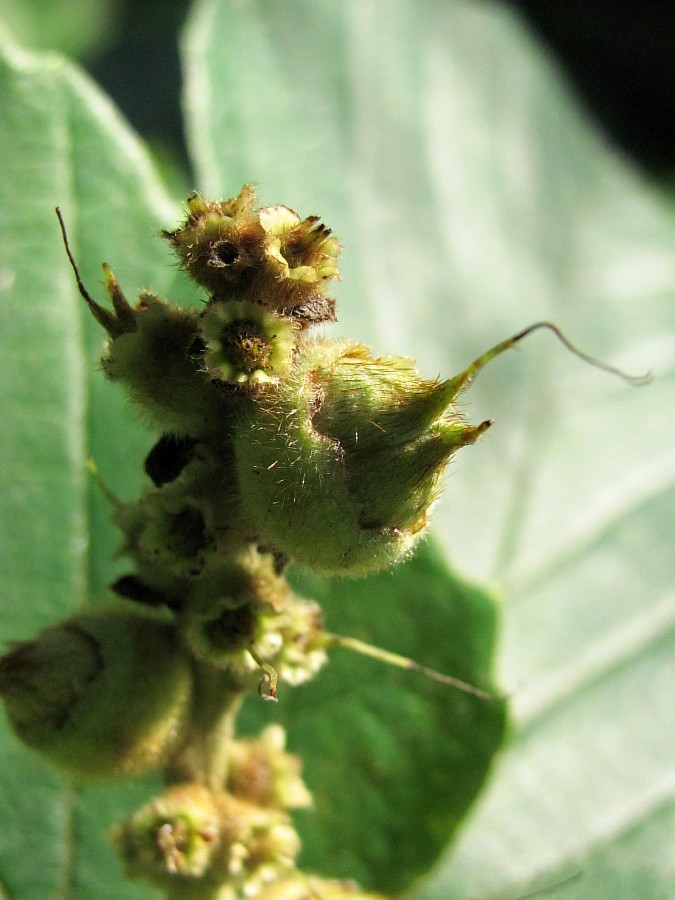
[184,1,675,897]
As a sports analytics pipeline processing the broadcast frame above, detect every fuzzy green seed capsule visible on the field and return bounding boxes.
[312,343,490,530]
[200,300,298,384]
[232,339,488,575]
[102,292,232,436]
[0,604,192,778]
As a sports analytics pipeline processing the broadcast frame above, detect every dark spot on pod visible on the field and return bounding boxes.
[206,603,258,652]
[256,545,289,575]
[167,507,207,557]
[211,240,240,267]
[284,294,336,326]
[188,336,206,359]
[144,434,197,486]
[111,575,179,610]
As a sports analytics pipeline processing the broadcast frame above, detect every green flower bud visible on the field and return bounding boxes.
[0,605,191,778]
[116,785,300,893]
[227,725,313,810]
[176,546,291,660]
[114,783,220,881]
[200,300,297,384]
[183,567,327,690]
[257,202,341,320]
[162,186,264,296]
[264,597,327,687]
[233,339,489,575]
[112,445,242,605]
[101,291,231,436]
[239,813,301,896]
[164,186,341,324]
[183,597,262,671]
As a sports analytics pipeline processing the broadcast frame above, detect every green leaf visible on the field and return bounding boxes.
[240,543,505,893]
[0,26,179,900]
[182,0,675,896]
[0,0,118,58]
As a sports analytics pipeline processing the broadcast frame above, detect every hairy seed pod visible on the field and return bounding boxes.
[232,339,489,575]
[101,292,233,436]
[0,604,192,778]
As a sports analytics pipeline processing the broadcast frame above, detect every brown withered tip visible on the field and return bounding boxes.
[164,188,342,327]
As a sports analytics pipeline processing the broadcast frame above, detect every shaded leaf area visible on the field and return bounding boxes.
[183,0,675,896]
[239,541,506,894]
[0,27,179,900]
[0,0,118,57]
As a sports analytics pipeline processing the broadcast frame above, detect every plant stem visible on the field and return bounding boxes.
[323,632,504,700]
[165,659,244,789]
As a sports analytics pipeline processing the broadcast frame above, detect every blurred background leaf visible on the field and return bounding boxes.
[0,0,120,57]
[0,23,183,900]
[183,2,673,897]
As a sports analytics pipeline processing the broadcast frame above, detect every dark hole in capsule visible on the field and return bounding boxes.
[188,336,206,359]
[168,507,207,557]
[145,434,197,486]
[212,240,240,267]
[206,604,258,651]
[257,545,289,575]
[111,574,178,610]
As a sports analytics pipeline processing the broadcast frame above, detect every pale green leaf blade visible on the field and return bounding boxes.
[183,0,675,896]
[184,0,510,888]
[0,25,180,899]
